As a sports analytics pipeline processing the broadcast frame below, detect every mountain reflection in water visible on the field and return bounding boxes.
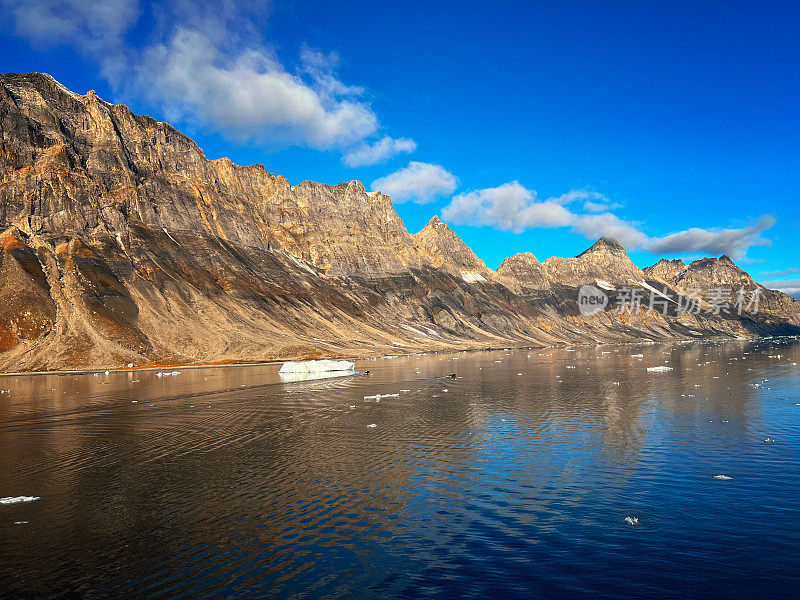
[1,338,799,599]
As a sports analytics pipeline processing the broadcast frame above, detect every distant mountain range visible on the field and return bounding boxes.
[1,72,799,371]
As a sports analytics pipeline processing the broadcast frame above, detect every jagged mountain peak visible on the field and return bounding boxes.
[1,73,799,371]
[577,236,627,258]
[643,258,688,284]
[496,253,549,290]
[413,217,490,278]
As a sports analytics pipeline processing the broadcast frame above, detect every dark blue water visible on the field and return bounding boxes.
[1,338,799,598]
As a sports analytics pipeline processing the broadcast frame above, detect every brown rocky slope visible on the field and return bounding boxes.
[1,72,799,371]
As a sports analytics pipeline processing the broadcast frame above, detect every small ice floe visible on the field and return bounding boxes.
[713,475,733,480]
[631,354,644,358]
[363,393,399,400]
[0,496,41,505]
[367,423,377,428]
[624,516,639,526]
[400,389,411,393]
[0,389,10,394]
[156,371,181,378]
[349,405,356,409]
[14,521,28,525]
[131,400,138,404]
[764,437,776,443]
[647,366,673,373]
[566,365,576,369]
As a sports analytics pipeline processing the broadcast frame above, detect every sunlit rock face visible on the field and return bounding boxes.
[413,216,493,283]
[496,253,550,292]
[543,237,646,288]
[1,72,799,371]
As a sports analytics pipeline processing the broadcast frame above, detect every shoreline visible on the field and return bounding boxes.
[2,334,795,379]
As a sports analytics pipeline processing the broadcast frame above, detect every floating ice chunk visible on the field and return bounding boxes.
[764,437,776,443]
[349,405,356,409]
[631,354,644,358]
[363,393,400,400]
[647,366,673,372]
[14,521,28,525]
[624,516,639,526]
[367,423,377,428]
[279,359,355,382]
[0,496,41,505]
[279,360,355,374]
[713,475,733,480]
[400,389,411,393]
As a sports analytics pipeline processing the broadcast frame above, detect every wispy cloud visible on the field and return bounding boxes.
[343,136,417,167]
[2,0,414,160]
[761,267,800,278]
[761,278,800,300]
[439,181,774,260]
[371,162,457,204]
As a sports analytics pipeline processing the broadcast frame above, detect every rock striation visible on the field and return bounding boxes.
[1,72,799,371]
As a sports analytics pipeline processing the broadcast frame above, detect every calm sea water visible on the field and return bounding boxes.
[1,339,800,599]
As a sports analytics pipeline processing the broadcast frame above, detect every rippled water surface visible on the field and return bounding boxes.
[2,339,800,598]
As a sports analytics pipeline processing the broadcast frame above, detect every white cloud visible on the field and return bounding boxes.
[343,136,417,167]
[761,267,800,278]
[371,162,457,204]
[4,0,138,48]
[136,28,379,148]
[439,181,775,260]
[645,216,775,260]
[2,0,139,79]
[572,213,650,249]
[441,182,574,232]
[3,0,414,155]
[761,278,800,300]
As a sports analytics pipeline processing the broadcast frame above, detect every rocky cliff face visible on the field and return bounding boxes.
[643,258,687,284]
[496,253,550,291]
[544,237,645,287]
[413,216,492,282]
[1,72,799,371]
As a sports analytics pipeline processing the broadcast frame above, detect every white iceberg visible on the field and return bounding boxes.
[647,366,673,372]
[0,496,41,505]
[279,359,355,382]
[279,359,355,374]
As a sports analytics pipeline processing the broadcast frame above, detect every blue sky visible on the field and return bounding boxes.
[1,1,798,294]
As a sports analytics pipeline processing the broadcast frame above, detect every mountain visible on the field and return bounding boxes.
[544,237,645,287]
[496,253,550,291]
[1,72,799,371]
[413,216,492,282]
